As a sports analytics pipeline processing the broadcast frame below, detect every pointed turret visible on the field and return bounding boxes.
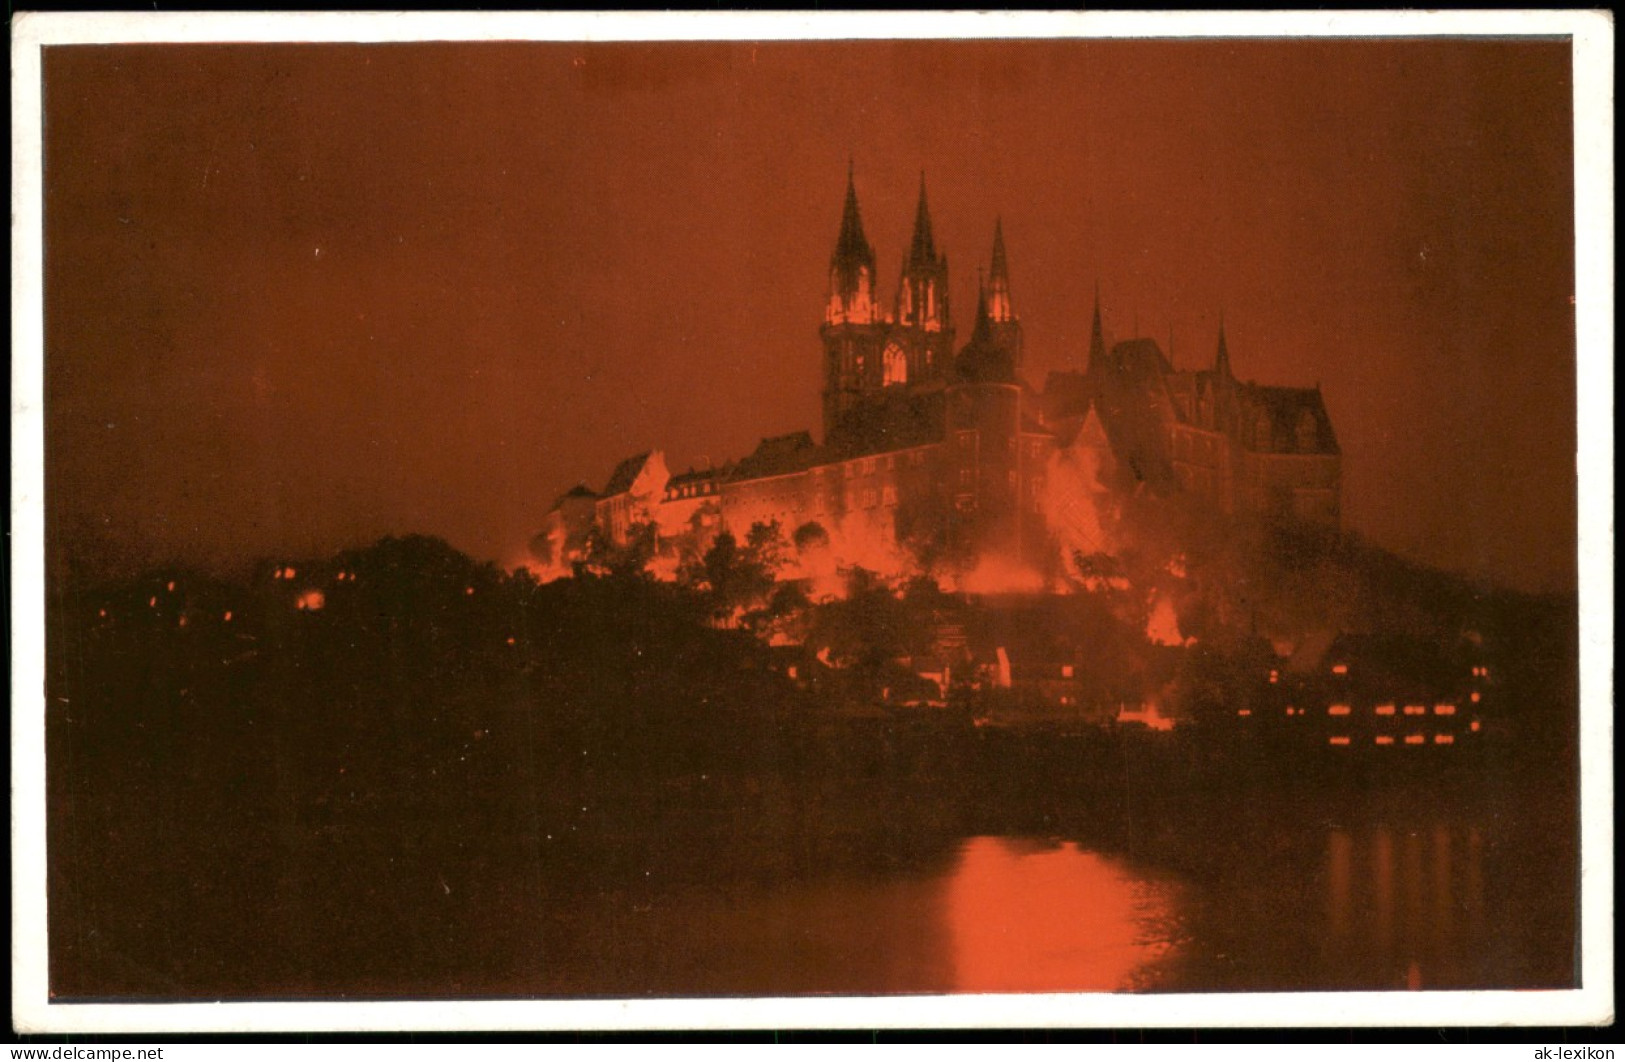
[1086,282,1107,378]
[987,218,1014,323]
[1215,315,1232,379]
[954,274,1013,384]
[981,218,1023,369]
[971,270,992,345]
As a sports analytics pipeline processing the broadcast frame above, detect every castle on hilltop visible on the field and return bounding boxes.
[532,167,1341,586]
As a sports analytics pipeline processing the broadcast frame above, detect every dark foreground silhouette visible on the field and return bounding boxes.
[45,536,1579,998]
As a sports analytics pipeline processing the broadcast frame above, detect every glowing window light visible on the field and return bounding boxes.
[1268,669,1279,684]
[178,615,188,628]
[1435,734,1454,745]
[167,581,176,592]
[1237,709,1252,717]
[1331,664,1348,676]
[285,567,297,579]
[224,611,233,622]
[1404,734,1425,745]
[296,589,326,611]
[1375,704,1396,716]
[1328,704,1352,716]
[1375,735,1395,746]
[1470,691,1482,704]
[1285,705,1298,716]
[148,596,157,608]
[1404,705,1427,716]
[1062,665,1074,678]
[1434,704,1456,716]
[1328,736,1351,746]
[98,609,107,619]
[1470,720,1481,732]
[465,586,475,596]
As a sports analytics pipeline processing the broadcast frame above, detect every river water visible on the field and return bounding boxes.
[486,774,1578,998]
[51,714,1581,1001]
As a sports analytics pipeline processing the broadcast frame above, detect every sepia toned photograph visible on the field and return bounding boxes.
[11,12,1613,1032]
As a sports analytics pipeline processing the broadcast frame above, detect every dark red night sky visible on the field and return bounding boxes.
[42,38,1578,591]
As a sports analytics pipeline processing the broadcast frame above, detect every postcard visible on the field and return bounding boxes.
[10,10,1613,1034]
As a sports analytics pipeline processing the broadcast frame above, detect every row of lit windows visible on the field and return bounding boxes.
[1329,734,1457,747]
[844,486,900,510]
[1243,704,1467,720]
[839,450,928,478]
[956,431,1046,460]
[1267,704,1462,720]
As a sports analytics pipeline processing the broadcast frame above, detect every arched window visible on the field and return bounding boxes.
[883,342,908,386]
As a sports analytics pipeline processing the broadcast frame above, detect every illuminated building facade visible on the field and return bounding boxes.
[538,169,1341,581]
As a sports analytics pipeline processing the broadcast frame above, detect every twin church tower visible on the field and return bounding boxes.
[820,166,1023,439]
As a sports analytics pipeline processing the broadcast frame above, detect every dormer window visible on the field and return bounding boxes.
[1295,410,1319,452]
[1255,411,1274,450]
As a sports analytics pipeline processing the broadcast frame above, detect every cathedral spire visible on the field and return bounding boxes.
[908,172,937,267]
[825,163,876,328]
[1215,313,1232,378]
[895,171,949,335]
[832,160,875,273]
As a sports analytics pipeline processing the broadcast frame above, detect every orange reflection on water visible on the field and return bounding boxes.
[944,836,1179,992]
[1324,823,1487,988]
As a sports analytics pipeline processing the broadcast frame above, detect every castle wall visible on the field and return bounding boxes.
[719,469,814,539]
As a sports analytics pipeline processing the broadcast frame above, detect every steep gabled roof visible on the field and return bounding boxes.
[824,389,946,460]
[601,452,653,497]
[667,465,727,490]
[1094,339,1178,491]
[1112,337,1175,380]
[1238,384,1341,455]
[729,431,820,482]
